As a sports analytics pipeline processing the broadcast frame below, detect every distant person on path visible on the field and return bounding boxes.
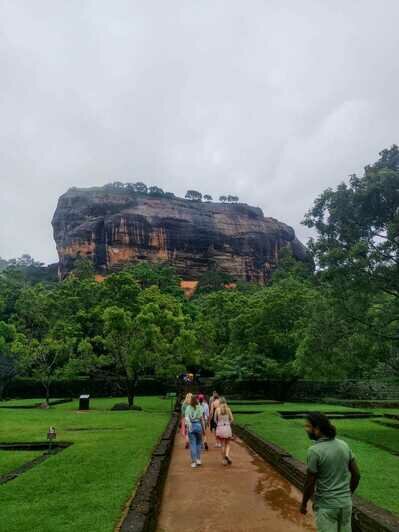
[198,393,209,450]
[215,397,234,465]
[180,393,192,449]
[185,395,205,468]
[209,392,222,447]
[300,412,360,532]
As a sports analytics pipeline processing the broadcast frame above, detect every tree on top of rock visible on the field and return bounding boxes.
[185,190,202,201]
[148,186,165,196]
[133,182,148,194]
[204,194,213,201]
[219,195,227,202]
[228,195,239,203]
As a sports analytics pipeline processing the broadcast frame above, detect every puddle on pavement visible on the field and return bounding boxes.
[235,438,315,530]
[156,433,316,532]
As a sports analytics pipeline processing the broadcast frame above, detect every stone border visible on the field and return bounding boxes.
[118,412,179,532]
[384,414,399,421]
[279,411,381,420]
[323,400,399,409]
[234,424,399,532]
[228,401,284,405]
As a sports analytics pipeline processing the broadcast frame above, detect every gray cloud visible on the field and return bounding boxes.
[1,0,398,263]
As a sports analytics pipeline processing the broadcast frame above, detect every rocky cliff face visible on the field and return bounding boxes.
[52,187,307,283]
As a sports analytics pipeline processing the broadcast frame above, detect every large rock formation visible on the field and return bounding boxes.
[52,187,307,282]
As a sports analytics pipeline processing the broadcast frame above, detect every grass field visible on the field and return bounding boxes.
[0,397,171,532]
[232,401,399,516]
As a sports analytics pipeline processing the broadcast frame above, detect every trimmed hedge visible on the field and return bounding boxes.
[211,379,399,401]
[3,377,174,399]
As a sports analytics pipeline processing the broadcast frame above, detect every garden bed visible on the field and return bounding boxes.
[279,411,381,420]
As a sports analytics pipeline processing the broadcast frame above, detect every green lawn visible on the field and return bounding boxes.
[233,401,399,516]
[0,397,171,532]
[0,451,43,476]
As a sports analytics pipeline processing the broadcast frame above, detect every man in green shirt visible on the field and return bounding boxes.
[300,412,361,532]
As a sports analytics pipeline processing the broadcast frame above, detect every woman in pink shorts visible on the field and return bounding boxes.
[215,397,234,465]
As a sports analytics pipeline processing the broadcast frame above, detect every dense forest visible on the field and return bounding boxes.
[1,147,399,404]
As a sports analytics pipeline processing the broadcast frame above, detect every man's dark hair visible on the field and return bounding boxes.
[306,412,336,439]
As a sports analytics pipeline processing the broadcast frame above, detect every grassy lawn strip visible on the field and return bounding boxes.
[0,397,171,532]
[0,451,43,476]
[234,402,399,516]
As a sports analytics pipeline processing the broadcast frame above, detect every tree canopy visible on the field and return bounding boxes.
[2,147,399,401]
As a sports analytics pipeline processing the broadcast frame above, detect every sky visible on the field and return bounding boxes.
[1,1,399,264]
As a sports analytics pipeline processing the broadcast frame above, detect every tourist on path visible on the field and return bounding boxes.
[198,394,209,450]
[300,412,361,532]
[180,393,192,449]
[209,392,222,447]
[185,395,205,468]
[215,397,234,465]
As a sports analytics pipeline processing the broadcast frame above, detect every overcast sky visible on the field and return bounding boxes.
[1,1,398,264]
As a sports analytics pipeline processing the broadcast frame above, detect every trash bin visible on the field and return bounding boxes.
[79,394,90,410]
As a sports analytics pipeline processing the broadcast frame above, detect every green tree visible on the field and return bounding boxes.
[0,321,18,399]
[148,185,165,196]
[294,291,384,379]
[16,335,74,404]
[185,190,202,201]
[133,182,148,194]
[216,278,316,379]
[101,287,195,407]
[303,145,399,340]
[72,257,95,280]
[128,263,183,297]
[102,306,146,408]
[271,247,314,284]
[197,271,234,294]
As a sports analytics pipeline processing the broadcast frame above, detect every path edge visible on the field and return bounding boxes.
[234,423,399,532]
[119,411,179,532]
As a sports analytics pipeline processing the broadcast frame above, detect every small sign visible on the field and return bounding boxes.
[47,426,57,441]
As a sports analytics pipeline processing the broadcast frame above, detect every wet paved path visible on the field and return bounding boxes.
[156,431,315,532]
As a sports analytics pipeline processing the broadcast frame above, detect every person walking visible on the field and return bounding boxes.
[209,392,222,447]
[185,395,205,468]
[215,397,234,465]
[180,393,192,449]
[300,412,361,532]
[198,394,209,450]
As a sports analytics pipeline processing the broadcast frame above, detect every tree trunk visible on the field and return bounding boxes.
[127,378,137,409]
[44,380,51,405]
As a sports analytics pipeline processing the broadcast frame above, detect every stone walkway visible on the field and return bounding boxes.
[156,431,315,532]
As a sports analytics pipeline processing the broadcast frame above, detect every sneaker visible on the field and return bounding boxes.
[196,459,202,466]
[191,462,197,468]
[222,458,228,465]
[226,456,232,465]
[204,442,209,451]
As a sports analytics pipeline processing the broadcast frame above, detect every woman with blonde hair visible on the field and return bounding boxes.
[180,392,192,449]
[215,397,234,465]
[185,395,206,468]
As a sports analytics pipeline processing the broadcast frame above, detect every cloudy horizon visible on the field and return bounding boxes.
[1,1,398,264]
